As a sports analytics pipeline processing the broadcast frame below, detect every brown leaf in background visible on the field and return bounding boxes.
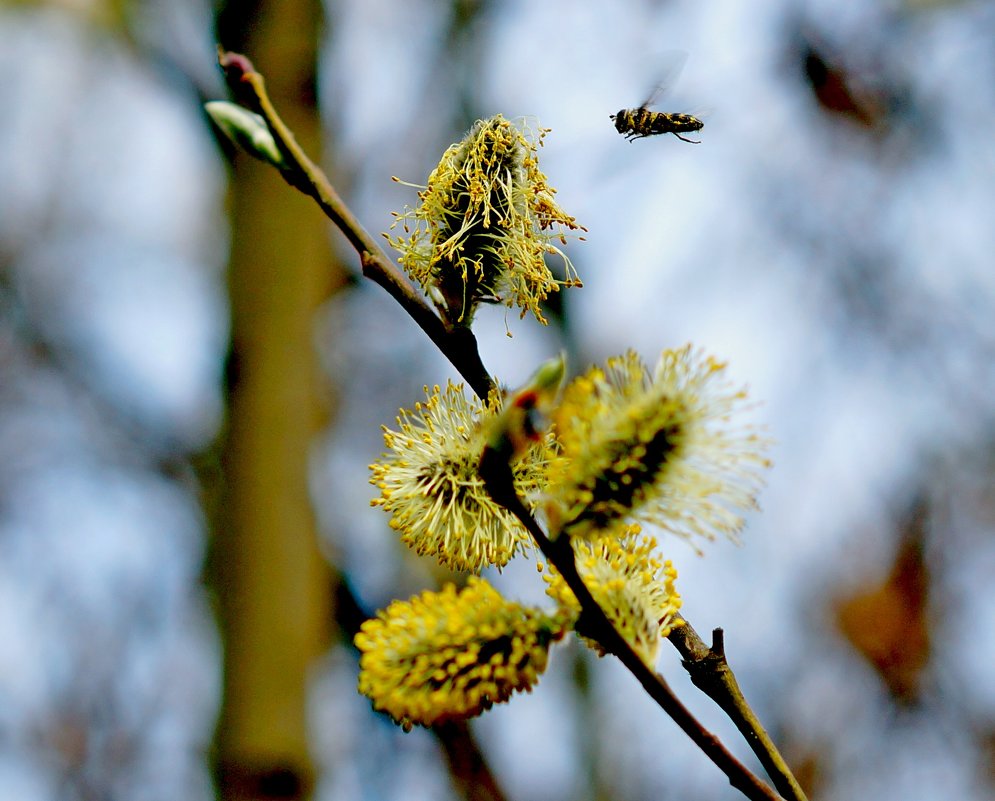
[792,26,891,133]
[834,505,931,704]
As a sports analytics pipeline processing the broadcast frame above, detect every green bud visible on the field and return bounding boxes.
[204,100,285,169]
[529,354,566,401]
[483,354,566,462]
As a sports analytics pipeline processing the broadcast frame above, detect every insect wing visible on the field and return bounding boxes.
[636,50,688,109]
[637,82,667,112]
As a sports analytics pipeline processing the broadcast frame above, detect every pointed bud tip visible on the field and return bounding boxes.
[217,49,255,81]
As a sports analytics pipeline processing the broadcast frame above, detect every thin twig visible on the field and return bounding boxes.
[668,621,808,801]
[217,49,494,400]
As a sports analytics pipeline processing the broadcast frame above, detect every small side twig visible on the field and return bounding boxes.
[217,49,494,400]
[668,622,808,801]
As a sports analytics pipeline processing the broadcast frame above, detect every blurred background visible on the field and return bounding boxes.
[2,1,995,800]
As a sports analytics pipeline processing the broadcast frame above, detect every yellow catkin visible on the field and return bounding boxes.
[356,577,570,729]
[386,115,583,327]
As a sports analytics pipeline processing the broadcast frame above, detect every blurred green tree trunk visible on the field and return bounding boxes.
[213,1,336,799]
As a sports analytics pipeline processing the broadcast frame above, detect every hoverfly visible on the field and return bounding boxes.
[611,73,704,144]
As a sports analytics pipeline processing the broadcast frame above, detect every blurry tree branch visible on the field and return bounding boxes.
[210,8,332,800]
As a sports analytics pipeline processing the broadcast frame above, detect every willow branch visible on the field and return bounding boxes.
[667,621,807,801]
[216,49,494,400]
[477,449,783,801]
[216,49,793,801]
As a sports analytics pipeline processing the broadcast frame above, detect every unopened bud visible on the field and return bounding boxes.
[205,100,285,169]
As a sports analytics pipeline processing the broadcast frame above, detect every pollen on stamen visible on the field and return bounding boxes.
[369,380,553,572]
[385,114,584,328]
[543,525,682,668]
[544,347,771,546]
[356,577,571,728]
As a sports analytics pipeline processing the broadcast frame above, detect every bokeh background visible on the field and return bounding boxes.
[2,1,995,800]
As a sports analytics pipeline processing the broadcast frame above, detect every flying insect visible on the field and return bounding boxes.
[611,82,704,144]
